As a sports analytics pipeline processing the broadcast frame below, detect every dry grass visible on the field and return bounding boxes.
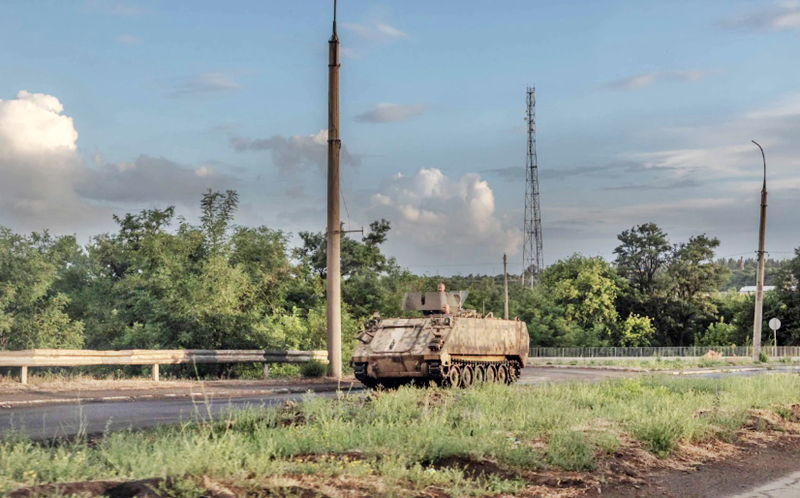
[6,375,800,497]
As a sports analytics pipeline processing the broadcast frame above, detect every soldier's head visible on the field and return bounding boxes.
[441,303,450,314]
[437,282,446,292]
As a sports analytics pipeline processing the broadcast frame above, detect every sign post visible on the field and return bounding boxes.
[769,318,781,358]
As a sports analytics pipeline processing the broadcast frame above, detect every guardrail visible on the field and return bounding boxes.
[0,349,328,384]
[529,346,800,358]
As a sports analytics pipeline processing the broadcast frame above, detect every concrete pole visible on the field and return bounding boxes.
[326,0,342,379]
[503,253,509,320]
[752,140,767,362]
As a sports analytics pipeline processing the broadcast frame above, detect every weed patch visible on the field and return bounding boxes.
[5,375,800,496]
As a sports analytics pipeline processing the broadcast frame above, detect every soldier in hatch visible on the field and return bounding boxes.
[441,303,451,315]
[437,282,446,292]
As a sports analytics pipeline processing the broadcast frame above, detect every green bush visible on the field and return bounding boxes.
[546,431,595,471]
[300,359,327,378]
[632,417,683,458]
[759,351,768,363]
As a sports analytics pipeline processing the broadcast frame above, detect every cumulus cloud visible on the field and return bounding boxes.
[0,91,104,231]
[170,71,241,98]
[0,90,239,233]
[230,129,360,174]
[608,70,710,91]
[355,103,426,123]
[342,22,410,42]
[0,91,78,155]
[720,1,800,32]
[366,168,523,259]
[116,35,140,45]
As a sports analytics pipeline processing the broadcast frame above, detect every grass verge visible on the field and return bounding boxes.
[4,374,800,497]
[530,357,800,370]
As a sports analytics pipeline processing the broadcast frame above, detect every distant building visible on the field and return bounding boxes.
[739,285,776,295]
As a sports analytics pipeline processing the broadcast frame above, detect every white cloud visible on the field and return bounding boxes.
[231,129,360,174]
[0,91,102,231]
[608,70,711,91]
[116,35,140,45]
[746,94,800,119]
[721,1,800,31]
[366,168,523,260]
[355,103,426,123]
[0,90,239,233]
[195,165,212,177]
[0,91,78,155]
[342,22,410,42]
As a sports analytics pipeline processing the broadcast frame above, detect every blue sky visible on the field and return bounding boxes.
[1,0,799,275]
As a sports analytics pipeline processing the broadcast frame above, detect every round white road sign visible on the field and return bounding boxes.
[769,318,781,331]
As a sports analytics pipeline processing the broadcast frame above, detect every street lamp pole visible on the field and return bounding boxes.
[751,140,768,362]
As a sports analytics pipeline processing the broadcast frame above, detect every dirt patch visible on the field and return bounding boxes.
[430,455,520,481]
[8,476,332,498]
[592,436,800,498]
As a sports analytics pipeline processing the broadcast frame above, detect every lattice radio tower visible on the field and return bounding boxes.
[522,86,543,287]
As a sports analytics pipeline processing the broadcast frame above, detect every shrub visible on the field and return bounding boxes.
[301,360,327,378]
[546,431,595,471]
[759,351,768,363]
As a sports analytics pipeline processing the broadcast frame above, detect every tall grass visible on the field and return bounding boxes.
[2,374,800,495]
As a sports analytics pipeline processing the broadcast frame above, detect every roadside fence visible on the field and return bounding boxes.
[0,349,328,384]
[529,346,800,358]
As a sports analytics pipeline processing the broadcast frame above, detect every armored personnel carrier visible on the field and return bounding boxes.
[352,291,529,388]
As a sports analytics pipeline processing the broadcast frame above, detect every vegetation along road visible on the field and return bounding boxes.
[0,367,630,439]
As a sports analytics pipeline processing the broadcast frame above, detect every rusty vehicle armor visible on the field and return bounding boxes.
[351,291,529,387]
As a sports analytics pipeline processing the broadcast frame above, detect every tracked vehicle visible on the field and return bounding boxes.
[351,291,529,388]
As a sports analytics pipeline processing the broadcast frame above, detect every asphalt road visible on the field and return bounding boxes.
[0,391,336,440]
[725,471,800,498]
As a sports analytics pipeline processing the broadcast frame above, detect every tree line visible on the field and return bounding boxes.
[1,190,798,357]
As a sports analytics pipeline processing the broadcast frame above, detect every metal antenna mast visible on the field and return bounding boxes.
[522,86,543,286]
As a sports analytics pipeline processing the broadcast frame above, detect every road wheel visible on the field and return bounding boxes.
[485,365,497,383]
[446,365,461,388]
[474,365,485,384]
[461,365,474,388]
[496,364,508,385]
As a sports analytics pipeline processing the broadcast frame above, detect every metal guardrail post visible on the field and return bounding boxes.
[152,364,159,382]
[263,364,270,379]
[20,366,27,385]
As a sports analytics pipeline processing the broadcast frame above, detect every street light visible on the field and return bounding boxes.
[751,140,768,362]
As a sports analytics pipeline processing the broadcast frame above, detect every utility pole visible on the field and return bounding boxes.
[752,140,768,362]
[326,0,342,378]
[503,253,509,320]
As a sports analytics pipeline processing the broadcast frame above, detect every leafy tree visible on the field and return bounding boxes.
[695,318,736,346]
[0,229,84,350]
[614,223,671,296]
[617,313,655,347]
[540,254,620,332]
